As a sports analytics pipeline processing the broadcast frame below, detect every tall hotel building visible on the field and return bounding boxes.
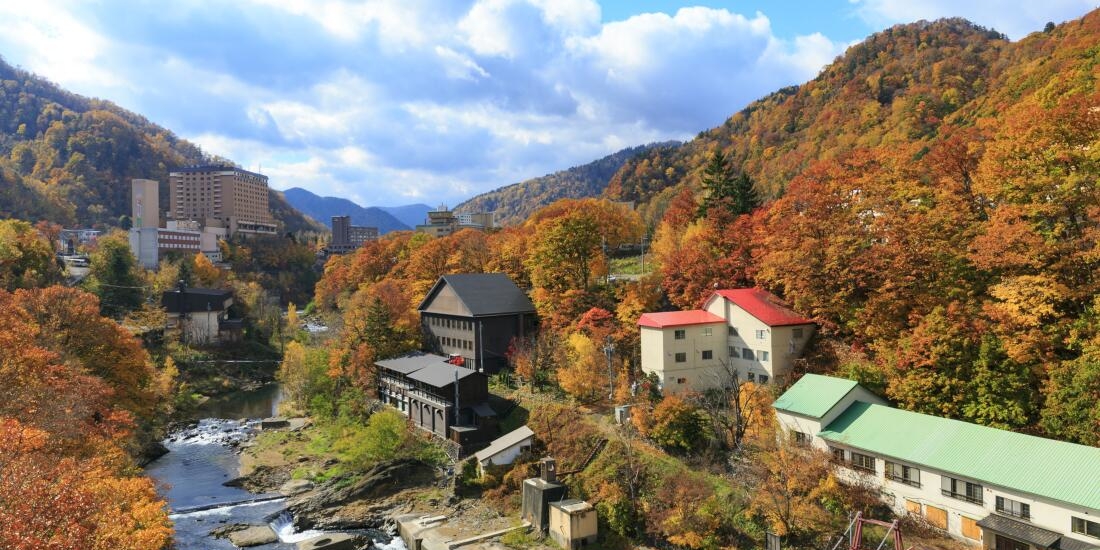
[169,165,277,236]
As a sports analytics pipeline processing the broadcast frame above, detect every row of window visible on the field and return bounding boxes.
[674,327,806,340]
[824,445,1099,534]
[428,316,474,331]
[440,336,472,350]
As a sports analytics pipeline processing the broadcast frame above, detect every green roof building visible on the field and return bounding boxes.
[773,374,1100,550]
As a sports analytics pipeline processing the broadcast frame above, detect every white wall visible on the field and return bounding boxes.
[477,435,534,473]
[639,323,726,392]
[704,297,815,383]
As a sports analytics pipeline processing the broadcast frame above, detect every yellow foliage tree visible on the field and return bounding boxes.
[557,332,609,401]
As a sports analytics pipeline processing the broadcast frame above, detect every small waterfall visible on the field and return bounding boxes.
[269,511,325,543]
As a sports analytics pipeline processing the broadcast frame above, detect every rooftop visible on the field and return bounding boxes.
[170,164,267,180]
[406,361,480,388]
[474,425,535,462]
[772,374,860,418]
[161,287,232,313]
[638,310,725,328]
[376,352,451,375]
[708,288,814,326]
[818,399,1100,512]
[418,273,535,317]
[550,499,593,513]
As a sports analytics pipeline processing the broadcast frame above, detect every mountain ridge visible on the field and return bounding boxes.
[282,187,428,234]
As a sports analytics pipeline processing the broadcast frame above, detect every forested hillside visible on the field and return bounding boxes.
[0,56,321,232]
[455,141,677,226]
[640,12,1100,442]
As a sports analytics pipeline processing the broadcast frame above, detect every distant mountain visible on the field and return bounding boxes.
[377,203,432,229]
[0,55,321,232]
[282,187,411,234]
[454,142,678,226]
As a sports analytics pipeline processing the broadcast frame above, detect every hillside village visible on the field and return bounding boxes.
[1,5,1100,550]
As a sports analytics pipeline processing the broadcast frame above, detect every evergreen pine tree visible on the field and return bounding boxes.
[698,151,736,218]
[731,171,761,216]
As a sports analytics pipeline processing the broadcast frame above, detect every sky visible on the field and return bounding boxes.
[0,1,1095,208]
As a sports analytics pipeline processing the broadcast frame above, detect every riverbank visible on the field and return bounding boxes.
[238,414,557,550]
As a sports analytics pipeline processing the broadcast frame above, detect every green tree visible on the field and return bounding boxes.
[86,231,145,318]
[0,219,61,291]
[730,171,760,215]
[697,151,735,218]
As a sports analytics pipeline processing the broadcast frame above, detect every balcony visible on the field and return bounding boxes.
[942,490,983,505]
[885,472,921,488]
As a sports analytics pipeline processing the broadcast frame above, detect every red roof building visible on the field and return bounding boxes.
[638,310,725,328]
[706,288,814,327]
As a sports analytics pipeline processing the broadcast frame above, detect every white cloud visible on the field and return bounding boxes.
[0,1,120,91]
[434,46,491,81]
[853,0,1096,39]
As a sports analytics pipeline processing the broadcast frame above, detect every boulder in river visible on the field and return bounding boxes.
[210,524,278,547]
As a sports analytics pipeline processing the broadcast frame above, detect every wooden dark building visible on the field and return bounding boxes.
[376,353,497,444]
[418,273,536,373]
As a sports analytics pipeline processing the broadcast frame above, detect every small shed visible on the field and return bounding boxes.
[549,499,597,549]
[473,425,535,476]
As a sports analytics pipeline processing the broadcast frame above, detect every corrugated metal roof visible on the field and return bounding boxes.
[474,425,535,462]
[376,352,450,375]
[976,515,1061,548]
[417,273,535,316]
[819,401,1100,511]
[772,374,860,418]
[407,362,479,387]
[638,310,725,328]
[707,288,814,326]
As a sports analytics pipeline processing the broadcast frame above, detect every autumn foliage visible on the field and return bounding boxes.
[0,287,170,549]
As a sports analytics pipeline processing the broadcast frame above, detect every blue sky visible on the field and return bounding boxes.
[0,1,1094,207]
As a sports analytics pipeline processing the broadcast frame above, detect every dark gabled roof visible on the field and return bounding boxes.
[161,287,232,313]
[376,352,450,375]
[976,514,1061,548]
[407,362,480,388]
[417,273,535,317]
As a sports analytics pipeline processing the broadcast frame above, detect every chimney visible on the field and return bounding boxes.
[540,457,557,483]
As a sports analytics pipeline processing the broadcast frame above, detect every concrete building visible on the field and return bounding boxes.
[416,206,496,237]
[327,215,379,254]
[639,288,815,391]
[774,374,1100,550]
[129,179,228,268]
[473,425,535,476]
[161,286,237,345]
[418,273,537,373]
[376,353,497,445]
[549,500,598,550]
[169,165,276,236]
[131,178,159,229]
[59,229,101,254]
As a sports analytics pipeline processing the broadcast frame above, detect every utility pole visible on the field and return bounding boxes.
[604,336,615,400]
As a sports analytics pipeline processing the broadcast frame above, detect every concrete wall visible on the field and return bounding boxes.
[549,506,598,549]
[704,297,815,383]
[639,322,727,392]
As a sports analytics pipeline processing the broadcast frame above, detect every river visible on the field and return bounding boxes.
[145,384,384,549]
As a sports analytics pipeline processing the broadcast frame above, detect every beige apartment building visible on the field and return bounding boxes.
[639,287,816,392]
[169,165,276,236]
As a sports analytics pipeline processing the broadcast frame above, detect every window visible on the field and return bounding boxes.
[747,372,755,382]
[674,329,686,340]
[941,477,983,505]
[793,431,810,447]
[758,375,769,384]
[793,328,804,339]
[1073,517,1100,539]
[702,327,712,337]
[729,346,736,358]
[850,452,875,473]
[674,352,687,363]
[885,461,921,488]
[742,348,755,360]
[701,350,713,360]
[728,326,738,336]
[830,447,845,463]
[759,350,770,362]
[756,329,767,340]
[996,497,1030,520]
[677,377,687,384]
